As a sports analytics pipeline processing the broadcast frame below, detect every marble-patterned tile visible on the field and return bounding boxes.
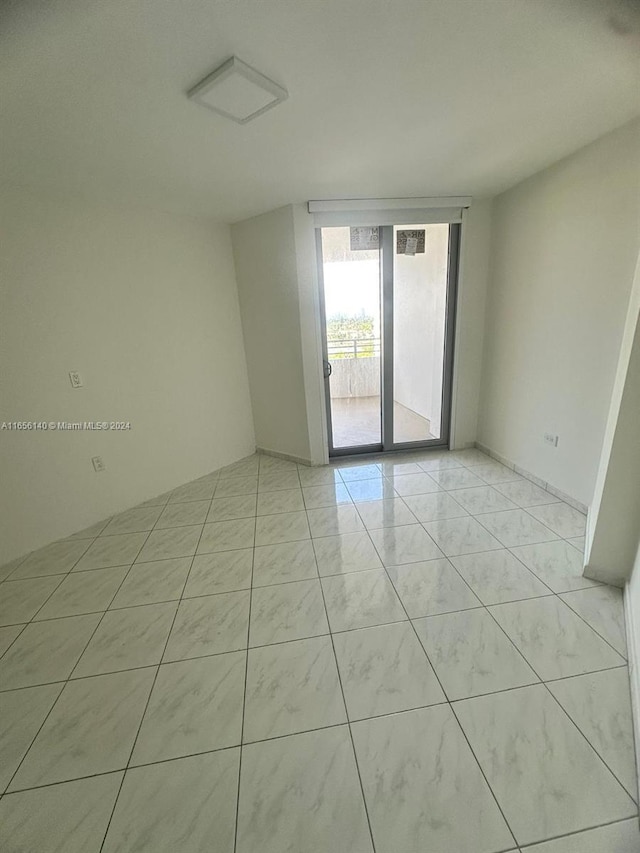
[134,491,173,509]
[378,460,424,476]
[354,498,416,530]
[352,705,513,853]
[510,539,597,592]
[333,621,445,720]
[423,515,503,557]
[0,623,24,656]
[132,651,245,764]
[103,749,239,853]
[74,532,147,571]
[302,483,352,508]
[249,579,328,646]
[100,506,163,536]
[307,504,365,537]
[259,455,299,474]
[35,566,128,620]
[402,490,468,522]
[449,448,492,467]
[0,772,124,853]
[416,452,465,472]
[321,569,407,632]
[0,576,64,625]
[454,684,636,846]
[10,539,92,579]
[548,667,636,798]
[489,596,625,680]
[345,477,398,502]
[414,608,539,700]
[524,818,640,852]
[169,478,217,503]
[494,478,560,508]
[451,549,551,604]
[312,531,383,576]
[0,557,23,582]
[219,455,260,478]
[0,613,101,690]
[527,501,587,538]
[254,510,310,546]
[253,539,317,586]
[244,636,346,741]
[0,683,64,791]
[297,465,342,487]
[154,500,210,529]
[560,585,627,657]
[197,518,255,553]
[109,558,190,608]
[258,471,301,492]
[207,494,257,522]
[387,558,480,618]
[469,460,522,485]
[257,488,305,515]
[429,467,486,491]
[450,485,518,515]
[567,535,585,553]
[136,525,201,563]
[388,472,441,496]
[369,523,443,566]
[164,591,250,661]
[337,463,381,482]
[236,726,373,853]
[64,517,111,539]
[183,549,253,597]
[476,508,559,547]
[10,668,155,790]
[73,601,177,677]
[214,475,258,498]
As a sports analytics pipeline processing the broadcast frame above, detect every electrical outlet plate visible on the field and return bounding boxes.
[544,433,559,447]
[69,371,83,388]
[92,456,106,472]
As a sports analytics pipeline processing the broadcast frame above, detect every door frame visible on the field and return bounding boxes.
[316,222,460,458]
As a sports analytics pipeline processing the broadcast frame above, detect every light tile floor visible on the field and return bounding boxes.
[0,448,638,852]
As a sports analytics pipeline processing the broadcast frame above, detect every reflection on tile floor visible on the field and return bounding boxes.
[0,449,637,853]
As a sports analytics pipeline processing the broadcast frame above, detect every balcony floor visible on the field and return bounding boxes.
[330,395,437,447]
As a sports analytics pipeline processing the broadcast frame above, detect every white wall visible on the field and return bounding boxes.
[586,249,640,587]
[0,187,255,566]
[231,205,312,462]
[478,118,640,505]
[394,224,449,433]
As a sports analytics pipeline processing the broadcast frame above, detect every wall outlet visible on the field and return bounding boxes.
[544,433,559,447]
[92,456,106,472]
[69,371,83,388]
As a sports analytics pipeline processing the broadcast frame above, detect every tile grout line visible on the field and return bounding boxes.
[313,519,379,853]
[478,594,637,805]
[1,526,157,797]
[96,501,212,853]
[355,498,520,850]
[232,490,260,853]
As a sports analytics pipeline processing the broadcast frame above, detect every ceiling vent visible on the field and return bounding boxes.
[188,56,288,124]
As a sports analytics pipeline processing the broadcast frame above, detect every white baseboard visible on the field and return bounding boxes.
[256,446,312,467]
[624,583,640,799]
[474,441,588,514]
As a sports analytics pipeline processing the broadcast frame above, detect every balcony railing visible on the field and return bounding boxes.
[327,337,381,359]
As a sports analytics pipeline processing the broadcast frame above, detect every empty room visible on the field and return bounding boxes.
[1,1,640,851]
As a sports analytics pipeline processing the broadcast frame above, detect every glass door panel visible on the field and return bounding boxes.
[392,224,450,443]
[319,226,382,452]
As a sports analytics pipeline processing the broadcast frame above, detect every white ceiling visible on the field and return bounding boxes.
[1,0,639,222]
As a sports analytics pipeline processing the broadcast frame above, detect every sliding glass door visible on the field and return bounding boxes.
[317,222,459,456]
